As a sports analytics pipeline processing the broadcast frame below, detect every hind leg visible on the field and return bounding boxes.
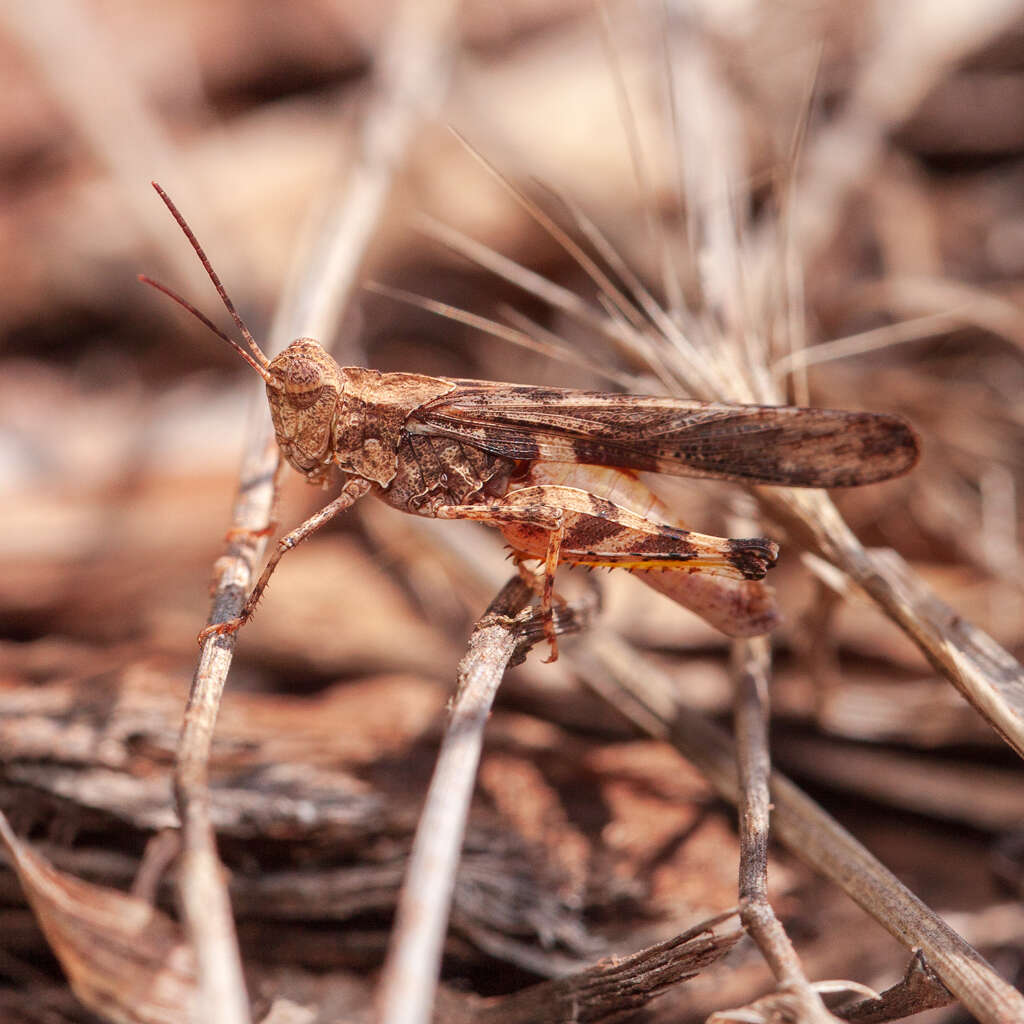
[498,484,781,638]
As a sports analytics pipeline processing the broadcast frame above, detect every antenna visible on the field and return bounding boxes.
[137,273,276,385]
[140,182,279,386]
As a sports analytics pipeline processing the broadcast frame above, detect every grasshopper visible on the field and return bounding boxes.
[141,183,919,660]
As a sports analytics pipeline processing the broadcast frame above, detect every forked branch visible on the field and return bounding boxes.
[732,631,837,1023]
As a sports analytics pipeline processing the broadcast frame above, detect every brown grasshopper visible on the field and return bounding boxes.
[141,183,919,660]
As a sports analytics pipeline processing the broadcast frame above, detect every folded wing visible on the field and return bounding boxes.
[408,383,919,487]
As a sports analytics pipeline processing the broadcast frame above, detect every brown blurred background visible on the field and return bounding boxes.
[1,1,1023,1021]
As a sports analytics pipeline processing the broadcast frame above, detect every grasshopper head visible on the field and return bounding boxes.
[266,338,346,481]
[139,186,356,485]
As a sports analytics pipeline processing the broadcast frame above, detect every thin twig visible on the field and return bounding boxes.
[175,457,277,1024]
[376,578,599,1024]
[733,632,836,1023]
[724,500,834,1022]
[172,2,462,1019]
[582,633,1024,1024]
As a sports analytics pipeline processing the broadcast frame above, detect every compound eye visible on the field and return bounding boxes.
[289,384,326,410]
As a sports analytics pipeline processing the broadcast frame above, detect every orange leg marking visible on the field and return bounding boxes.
[436,502,566,661]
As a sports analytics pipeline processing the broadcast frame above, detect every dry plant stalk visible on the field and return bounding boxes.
[155,1,463,1020]
[376,578,597,1024]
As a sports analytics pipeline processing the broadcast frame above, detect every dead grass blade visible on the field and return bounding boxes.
[450,128,649,332]
[0,810,198,1024]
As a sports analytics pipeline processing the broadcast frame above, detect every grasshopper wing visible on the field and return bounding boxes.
[409,382,919,487]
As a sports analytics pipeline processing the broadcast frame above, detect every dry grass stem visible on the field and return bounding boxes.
[414,213,614,336]
[366,280,632,385]
[175,440,284,1023]
[859,275,1024,354]
[376,577,598,1024]
[770,309,970,378]
[732,632,835,1023]
[173,2,461,1018]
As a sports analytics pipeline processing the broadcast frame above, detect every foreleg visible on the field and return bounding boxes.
[199,476,373,643]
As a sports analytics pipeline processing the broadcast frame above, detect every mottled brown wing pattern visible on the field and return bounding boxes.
[409,382,919,488]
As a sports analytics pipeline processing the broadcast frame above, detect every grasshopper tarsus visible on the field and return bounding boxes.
[197,618,245,646]
[143,184,921,651]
